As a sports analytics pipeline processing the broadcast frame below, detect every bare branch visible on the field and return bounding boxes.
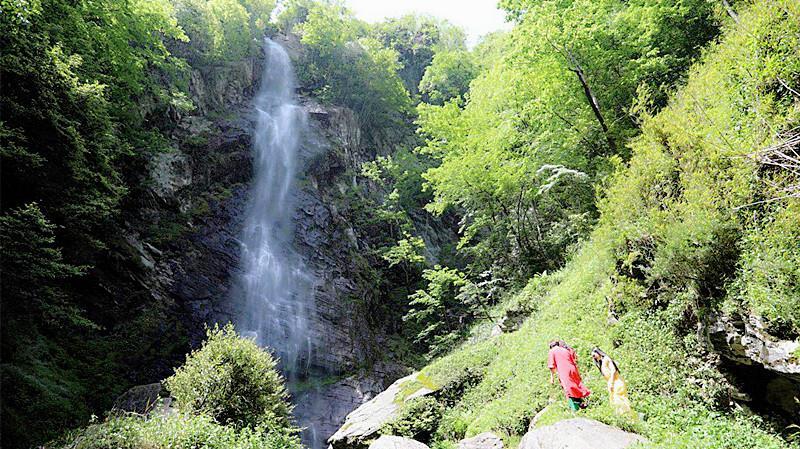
[742,129,800,208]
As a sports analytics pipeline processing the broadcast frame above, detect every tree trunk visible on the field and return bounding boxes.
[721,0,739,23]
[568,54,617,153]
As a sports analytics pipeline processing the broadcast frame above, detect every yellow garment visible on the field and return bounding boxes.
[600,356,634,416]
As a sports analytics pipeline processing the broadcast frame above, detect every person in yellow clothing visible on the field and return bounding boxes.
[591,347,634,416]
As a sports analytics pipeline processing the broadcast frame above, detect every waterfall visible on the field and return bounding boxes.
[236,38,320,445]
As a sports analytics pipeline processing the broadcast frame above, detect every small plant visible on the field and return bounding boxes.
[48,413,302,449]
[382,396,444,443]
[164,323,293,431]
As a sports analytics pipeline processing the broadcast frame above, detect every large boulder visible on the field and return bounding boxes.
[519,418,645,449]
[369,436,430,449]
[458,432,504,449]
[328,372,438,448]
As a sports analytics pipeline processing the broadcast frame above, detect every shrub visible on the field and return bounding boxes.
[382,396,444,443]
[164,324,292,431]
[736,201,800,337]
[49,412,302,449]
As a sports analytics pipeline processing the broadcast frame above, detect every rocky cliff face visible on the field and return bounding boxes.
[124,37,411,444]
[708,313,800,418]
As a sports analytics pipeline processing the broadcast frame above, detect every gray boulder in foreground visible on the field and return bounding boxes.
[520,418,645,449]
[369,436,430,449]
[457,432,504,449]
[328,372,437,448]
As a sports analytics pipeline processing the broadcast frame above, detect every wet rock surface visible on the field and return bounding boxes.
[133,48,414,447]
[294,362,409,448]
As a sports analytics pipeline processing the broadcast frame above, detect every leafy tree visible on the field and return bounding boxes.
[164,324,294,431]
[418,50,478,105]
[415,0,720,282]
[294,2,411,138]
[382,232,427,286]
[472,31,510,72]
[0,204,86,328]
[371,14,467,95]
[405,266,472,356]
[172,0,276,63]
[383,233,426,268]
[274,0,316,34]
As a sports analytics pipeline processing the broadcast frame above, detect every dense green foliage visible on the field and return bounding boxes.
[418,50,478,105]
[50,413,302,449]
[284,1,412,138]
[382,396,444,444]
[0,0,275,447]
[164,324,293,431]
[173,0,276,63]
[386,0,800,447]
[4,0,799,446]
[415,0,720,284]
[371,14,467,96]
[735,202,800,336]
[51,326,301,449]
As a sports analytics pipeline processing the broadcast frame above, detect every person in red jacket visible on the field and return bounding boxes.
[548,340,591,411]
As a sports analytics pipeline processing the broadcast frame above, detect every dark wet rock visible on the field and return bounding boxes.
[295,362,408,448]
[328,372,438,449]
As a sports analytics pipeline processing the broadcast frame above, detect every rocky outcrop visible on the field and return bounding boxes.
[369,436,430,449]
[708,314,800,378]
[457,432,504,449]
[519,419,645,449]
[328,372,438,449]
[294,362,408,449]
[707,313,800,417]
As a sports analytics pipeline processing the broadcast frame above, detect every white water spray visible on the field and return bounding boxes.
[237,38,315,390]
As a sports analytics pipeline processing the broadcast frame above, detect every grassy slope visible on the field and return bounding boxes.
[408,1,800,448]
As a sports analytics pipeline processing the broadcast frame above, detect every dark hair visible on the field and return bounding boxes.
[591,347,620,374]
[549,340,573,351]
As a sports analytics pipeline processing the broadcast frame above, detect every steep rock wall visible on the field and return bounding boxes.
[125,37,412,442]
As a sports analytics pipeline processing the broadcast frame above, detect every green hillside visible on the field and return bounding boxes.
[390,1,800,447]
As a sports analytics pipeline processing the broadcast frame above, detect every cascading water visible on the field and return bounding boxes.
[236,38,321,446]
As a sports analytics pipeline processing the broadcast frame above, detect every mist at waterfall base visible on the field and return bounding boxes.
[234,38,326,448]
